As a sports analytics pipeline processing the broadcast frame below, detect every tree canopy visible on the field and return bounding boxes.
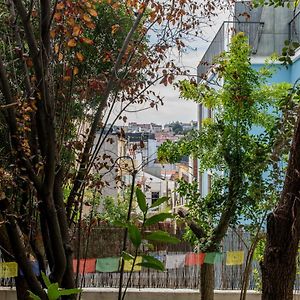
[158,33,295,300]
[0,0,228,298]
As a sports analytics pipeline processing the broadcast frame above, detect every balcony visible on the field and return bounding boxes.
[289,10,300,43]
[197,21,264,79]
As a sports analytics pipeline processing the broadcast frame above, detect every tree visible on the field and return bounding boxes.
[0,0,226,298]
[169,121,183,134]
[250,1,300,299]
[158,33,292,300]
[261,90,300,300]
[259,49,300,300]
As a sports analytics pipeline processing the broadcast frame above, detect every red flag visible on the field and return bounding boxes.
[185,253,205,266]
[73,259,96,274]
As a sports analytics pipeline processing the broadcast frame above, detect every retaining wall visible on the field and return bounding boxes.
[2,288,300,300]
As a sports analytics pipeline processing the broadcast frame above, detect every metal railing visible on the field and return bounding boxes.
[197,21,264,79]
[289,10,300,43]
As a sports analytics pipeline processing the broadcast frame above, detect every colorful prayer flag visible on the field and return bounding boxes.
[204,252,223,264]
[185,252,205,266]
[226,251,244,265]
[165,254,185,269]
[0,262,18,278]
[96,257,119,273]
[73,259,96,274]
[123,256,142,272]
[153,254,165,263]
[20,260,40,276]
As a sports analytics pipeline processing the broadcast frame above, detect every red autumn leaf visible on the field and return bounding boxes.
[83,14,91,23]
[76,52,84,62]
[88,8,98,17]
[72,25,81,37]
[80,37,94,45]
[67,39,77,47]
[111,24,120,35]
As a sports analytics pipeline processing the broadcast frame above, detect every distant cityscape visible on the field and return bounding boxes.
[93,121,198,214]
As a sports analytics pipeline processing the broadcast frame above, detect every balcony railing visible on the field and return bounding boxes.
[197,21,264,79]
[289,10,300,43]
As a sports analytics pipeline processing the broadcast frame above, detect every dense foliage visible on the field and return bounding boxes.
[158,33,293,249]
[0,0,229,298]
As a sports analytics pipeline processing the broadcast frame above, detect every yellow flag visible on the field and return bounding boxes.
[226,251,244,265]
[123,256,142,272]
[0,262,18,277]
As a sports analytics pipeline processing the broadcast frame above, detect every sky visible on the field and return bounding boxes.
[112,8,230,126]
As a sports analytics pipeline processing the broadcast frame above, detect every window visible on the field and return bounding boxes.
[151,192,160,205]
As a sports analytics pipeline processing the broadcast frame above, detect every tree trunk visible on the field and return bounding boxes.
[200,263,214,300]
[262,116,300,300]
[15,276,31,300]
[261,212,298,300]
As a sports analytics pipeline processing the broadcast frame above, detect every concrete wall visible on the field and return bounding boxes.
[82,289,262,300]
[252,63,291,83]
[254,6,293,56]
[2,288,300,300]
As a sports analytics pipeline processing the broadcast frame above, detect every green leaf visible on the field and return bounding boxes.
[292,42,300,49]
[28,291,41,300]
[150,196,168,208]
[288,49,295,56]
[136,255,164,271]
[145,213,173,226]
[128,224,142,248]
[145,230,180,244]
[136,188,147,213]
[59,288,81,296]
[121,251,134,261]
[47,283,60,300]
[41,271,51,289]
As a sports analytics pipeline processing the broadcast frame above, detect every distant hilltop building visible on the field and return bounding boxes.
[127,122,163,133]
[126,121,197,134]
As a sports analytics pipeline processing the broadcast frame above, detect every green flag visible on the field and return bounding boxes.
[204,252,223,264]
[96,257,120,272]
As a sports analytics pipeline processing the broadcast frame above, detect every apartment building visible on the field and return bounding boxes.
[197,1,300,196]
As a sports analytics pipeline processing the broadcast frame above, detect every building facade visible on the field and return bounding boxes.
[197,1,300,196]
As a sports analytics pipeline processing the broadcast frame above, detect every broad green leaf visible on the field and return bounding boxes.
[28,291,41,300]
[128,224,142,248]
[145,213,173,226]
[47,283,60,300]
[121,251,134,261]
[145,230,180,244]
[59,288,81,296]
[41,271,51,289]
[150,196,168,208]
[136,255,164,271]
[136,188,147,213]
